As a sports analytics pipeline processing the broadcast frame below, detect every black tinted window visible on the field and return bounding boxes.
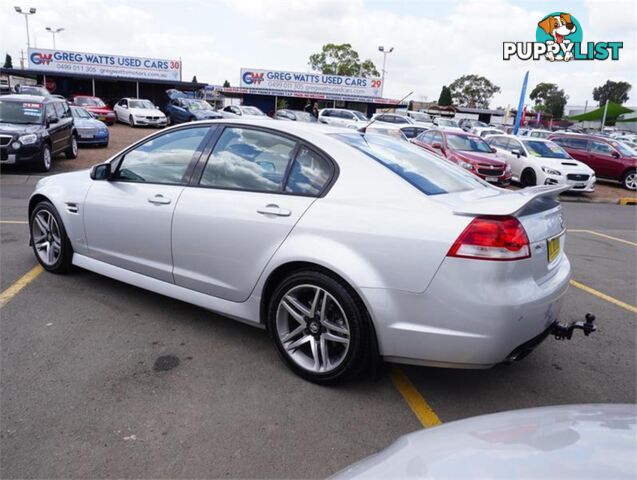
[285,146,333,196]
[115,127,209,184]
[200,127,296,192]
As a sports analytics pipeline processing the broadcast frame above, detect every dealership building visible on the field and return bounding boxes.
[1,48,205,107]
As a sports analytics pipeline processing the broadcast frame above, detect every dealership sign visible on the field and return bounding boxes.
[28,48,182,81]
[240,68,383,98]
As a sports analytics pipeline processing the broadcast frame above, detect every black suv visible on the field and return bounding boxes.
[0,94,77,172]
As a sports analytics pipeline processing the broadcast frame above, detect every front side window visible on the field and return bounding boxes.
[608,140,636,157]
[333,133,488,195]
[353,111,368,121]
[417,131,437,144]
[115,127,209,184]
[45,104,57,121]
[589,140,615,156]
[285,146,333,196]
[53,102,66,118]
[199,127,296,192]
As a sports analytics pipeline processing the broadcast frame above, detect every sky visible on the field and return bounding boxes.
[1,0,636,108]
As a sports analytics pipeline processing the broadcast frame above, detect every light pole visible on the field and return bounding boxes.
[14,6,37,49]
[46,27,64,50]
[378,46,393,98]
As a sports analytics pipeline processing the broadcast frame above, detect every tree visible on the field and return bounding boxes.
[438,86,452,106]
[448,75,500,108]
[309,43,379,77]
[191,75,198,83]
[223,80,230,88]
[592,80,631,106]
[3,53,12,69]
[530,82,569,119]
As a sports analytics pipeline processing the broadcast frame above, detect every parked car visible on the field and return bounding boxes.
[371,112,428,128]
[69,95,116,125]
[364,123,408,141]
[398,125,428,139]
[549,133,637,190]
[407,110,434,126]
[0,94,77,172]
[219,105,271,120]
[318,108,368,128]
[528,129,552,139]
[28,120,578,382]
[15,85,51,96]
[274,109,317,122]
[486,134,595,192]
[164,89,223,124]
[431,117,464,132]
[332,404,637,480]
[458,118,488,132]
[471,126,504,138]
[412,129,511,186]
[114,98,167,128]
[69,106,109,147]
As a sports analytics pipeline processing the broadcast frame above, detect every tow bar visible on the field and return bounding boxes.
[552,313,597,340]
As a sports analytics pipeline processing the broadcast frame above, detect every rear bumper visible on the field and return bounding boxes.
[362,255,571,368]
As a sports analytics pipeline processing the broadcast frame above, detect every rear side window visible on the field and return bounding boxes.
[199,127,296,192]
[553,136,588,150]
[285,146,333,196]
[332,133,488,195]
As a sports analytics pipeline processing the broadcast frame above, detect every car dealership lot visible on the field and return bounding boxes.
[1,170,635,478]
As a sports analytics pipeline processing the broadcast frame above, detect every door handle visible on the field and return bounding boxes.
[148,194,171,205]
[257,204,291,217]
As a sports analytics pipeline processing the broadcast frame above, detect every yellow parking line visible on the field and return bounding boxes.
[0,265,43,309]
[0,220,28,224]
[389,366,442,428]
[570,279,637,314]
[568,229,637,248]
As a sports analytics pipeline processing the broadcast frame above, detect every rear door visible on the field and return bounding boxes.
[171,126,335,302]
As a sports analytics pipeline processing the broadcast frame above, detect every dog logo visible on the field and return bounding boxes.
[503,12,622,62]
[536,13,581,61]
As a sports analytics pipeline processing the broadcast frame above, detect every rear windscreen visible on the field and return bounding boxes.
[332,132,488,195]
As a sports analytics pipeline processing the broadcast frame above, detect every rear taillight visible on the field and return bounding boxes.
[447,216,531,261]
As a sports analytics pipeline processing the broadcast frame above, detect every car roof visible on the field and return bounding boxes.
[1,94,50,102]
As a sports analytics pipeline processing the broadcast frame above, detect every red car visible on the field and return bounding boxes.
[69,95,116,125]
[549,133,637,190]
[411,129,511,186]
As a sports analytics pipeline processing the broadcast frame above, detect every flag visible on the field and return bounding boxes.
[513,71,529,135]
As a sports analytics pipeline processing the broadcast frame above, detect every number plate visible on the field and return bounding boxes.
[486,176,499,182]
[547,236,561,263]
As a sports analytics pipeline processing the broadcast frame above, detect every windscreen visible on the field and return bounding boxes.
[523,140,571,159]
[70,106,92,119]
[240,106,265,116]
[332,132,489,195]
[76,97,106,107]
[130,100,155,109]
[447,135,493,153]
[0,100,43,124]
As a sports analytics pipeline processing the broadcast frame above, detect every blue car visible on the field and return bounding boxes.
[70,106,109,147]
[165,89,223,124]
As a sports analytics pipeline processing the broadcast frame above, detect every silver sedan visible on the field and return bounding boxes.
[28,119,572,383]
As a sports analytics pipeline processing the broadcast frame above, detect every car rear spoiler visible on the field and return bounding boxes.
[453,185,571,216]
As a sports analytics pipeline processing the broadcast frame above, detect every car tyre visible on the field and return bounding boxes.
[65,135,78,159]
[129,115,136,127]
[166,114,172,126]
[34,144,52,172]
[30,200,73,274]
[622,170,637,191]
[267,270,372,383]
[521,168,536,188]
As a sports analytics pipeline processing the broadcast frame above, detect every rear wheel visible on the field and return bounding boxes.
[622,170,637,190]
[267,270,372,383]
[521,168,536,188]
[65,135,78,159]
[30,201,73,273]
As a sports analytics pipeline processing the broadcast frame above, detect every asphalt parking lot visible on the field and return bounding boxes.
[1,128,636,478]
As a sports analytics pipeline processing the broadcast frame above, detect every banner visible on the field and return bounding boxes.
[513,71,529,135]
[28,48,182,81]
[240,68,383,98]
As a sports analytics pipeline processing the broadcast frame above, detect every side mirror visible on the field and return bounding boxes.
[432,142,443,150]
[511,148,523,157]
[491,147,497,153]
[122,104,128,109]
[611,150,620,158]
[47,116,58,125]
[90,162,112,180]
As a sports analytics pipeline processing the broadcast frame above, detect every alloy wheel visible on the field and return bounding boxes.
[71,137,78,157]
[43,147,51,170]
[624,172,637,190]
[276,284,350,373]
[32,209,62,266]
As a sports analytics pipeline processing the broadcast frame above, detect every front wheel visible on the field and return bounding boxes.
[33,144,52,172]
[267,270,372,383]
[129,115,136,127]
[521,168,537,188]
[65,135,78,159]
[30,201,73,273]
[622,170,637,190]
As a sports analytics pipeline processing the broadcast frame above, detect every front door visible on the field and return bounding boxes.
[83,126,211,282]
[172,127,335,302]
